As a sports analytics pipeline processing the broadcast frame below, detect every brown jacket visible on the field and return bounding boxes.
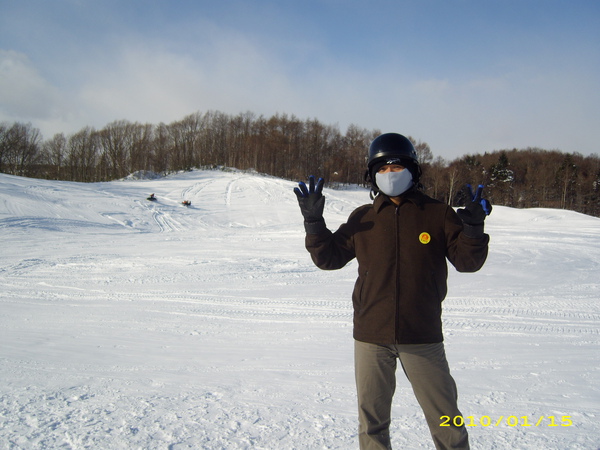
[305,190,489,344]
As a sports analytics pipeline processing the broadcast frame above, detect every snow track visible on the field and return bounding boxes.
[0,170,599,449]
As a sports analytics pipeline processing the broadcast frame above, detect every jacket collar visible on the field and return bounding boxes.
[373,188,424,213]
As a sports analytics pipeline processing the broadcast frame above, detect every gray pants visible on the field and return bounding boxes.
[354,340,469,450]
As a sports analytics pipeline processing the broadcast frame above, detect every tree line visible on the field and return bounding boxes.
[1,111,599,217]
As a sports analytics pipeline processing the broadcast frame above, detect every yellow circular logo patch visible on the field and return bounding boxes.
[419,232,431,244]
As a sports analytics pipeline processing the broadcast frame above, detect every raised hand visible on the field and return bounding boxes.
[294,176,325,223]
[457,184,492,226]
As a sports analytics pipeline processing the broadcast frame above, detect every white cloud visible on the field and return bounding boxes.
[1,20,598,161]
[74,32,304,128]
[0,50,64,121]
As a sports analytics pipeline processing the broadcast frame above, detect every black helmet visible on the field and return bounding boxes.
[366,133,421,188]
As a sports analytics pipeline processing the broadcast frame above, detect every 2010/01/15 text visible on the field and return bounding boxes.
[440,415,573,427]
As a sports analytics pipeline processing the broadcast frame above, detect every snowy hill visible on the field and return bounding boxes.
[1,170,599,449]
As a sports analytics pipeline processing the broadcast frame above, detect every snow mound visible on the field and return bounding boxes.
[123,170,164,180]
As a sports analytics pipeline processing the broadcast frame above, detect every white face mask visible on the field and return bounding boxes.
[376,170,413,197]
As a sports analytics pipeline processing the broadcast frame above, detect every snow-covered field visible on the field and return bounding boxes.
[0,169,599,450]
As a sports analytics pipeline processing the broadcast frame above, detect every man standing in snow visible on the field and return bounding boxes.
[294,133,491,450]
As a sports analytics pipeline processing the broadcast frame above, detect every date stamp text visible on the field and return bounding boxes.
[440,415,573,427]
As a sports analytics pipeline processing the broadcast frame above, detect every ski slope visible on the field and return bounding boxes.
[1,169,599,449]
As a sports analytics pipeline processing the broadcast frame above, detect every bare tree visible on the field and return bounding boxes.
[66,127,98,182]
[422,156,448,201]
[41,133,68,179]
[97,120,133,179]
[0,123,42,176]
[409,137,433,166]
[0,123,8,174]
[556,153,578,210]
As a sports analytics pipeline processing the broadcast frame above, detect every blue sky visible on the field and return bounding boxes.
[1,0,599,160]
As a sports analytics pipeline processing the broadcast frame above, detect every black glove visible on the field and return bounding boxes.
[294,175,326,234]
[457,184,492,237]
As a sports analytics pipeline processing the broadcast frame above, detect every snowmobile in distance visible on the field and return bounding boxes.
[147,193,157,201]
[182,200,191,207]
